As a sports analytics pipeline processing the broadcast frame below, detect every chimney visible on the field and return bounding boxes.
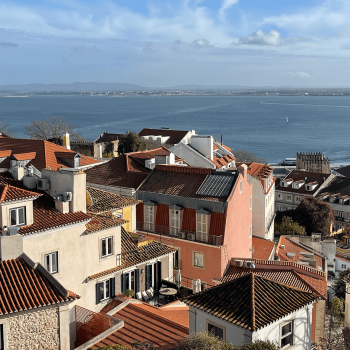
[237,164,247,178]
[63,133,70,150]
[190,135,214,160]
[221,135,223,146]
[97,144,103,161]
[0,228,23,260]
[11,166,25,181]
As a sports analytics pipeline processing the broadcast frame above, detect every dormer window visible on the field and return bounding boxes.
[10,207,26,226]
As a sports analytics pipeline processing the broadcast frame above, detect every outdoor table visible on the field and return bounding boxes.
[159,287,178,303]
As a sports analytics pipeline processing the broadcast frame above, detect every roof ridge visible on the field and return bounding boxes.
[294,271,326,299]
[0,184,8,203]
[251,274,256,331]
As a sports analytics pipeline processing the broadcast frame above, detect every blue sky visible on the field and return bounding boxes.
[1,0,350,87]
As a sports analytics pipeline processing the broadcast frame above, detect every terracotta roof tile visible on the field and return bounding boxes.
[86,186,141,214]
[0,138,99,171]
[88,228,176,281]
[252,237,275,260]
[0,258,78,315]
[0,150,11,158]
[85,214,127,233]
[183,274,318,331]
[277,236,324,270]
[12,152,36,161]
[91,296,188,349]
[139,128,190,145]
[0,184,41,203]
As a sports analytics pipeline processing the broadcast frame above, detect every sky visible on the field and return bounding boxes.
[1,0,350,87]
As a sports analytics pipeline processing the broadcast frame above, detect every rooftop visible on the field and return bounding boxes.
[86,186,141,214]
[138,165,238,202]
[183,273,318,331]
[335,165,350,178]
[90,296,189,349]
[139,128,191,145]
[0,257,79,315]
[318,176,350,204]
[252,236,275,260]
[95,132,124,144]
[0,184,41,203]
[0,138,99,171]
[85,214,127,234]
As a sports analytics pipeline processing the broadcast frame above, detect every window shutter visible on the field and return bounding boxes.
[110,277,116,298]
[146,265,151,290]
[157,261,162,290]
[134,269,140,294]
[121,274,126,295]
[96,283,101,304]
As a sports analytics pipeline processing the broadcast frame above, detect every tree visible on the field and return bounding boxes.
[238,340,280,350]
[233,150,267,164]
[117,132,149,155]
[334,268,350,299]
[293,196,334,236]
[0,121,12,137]
[276,216,306,235]
[24,115,82,141]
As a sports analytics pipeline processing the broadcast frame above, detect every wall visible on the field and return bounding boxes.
[253,306,313,350]
[1,199,34,228]
[0,306,60,350]
[190,135,213,160]
[189,307,252,346]
[345,282,350,325]
[335,257,350,277]
[224,169,252,263]
[251,176,265,239]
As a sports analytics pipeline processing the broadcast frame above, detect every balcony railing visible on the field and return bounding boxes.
[136,221,223,246]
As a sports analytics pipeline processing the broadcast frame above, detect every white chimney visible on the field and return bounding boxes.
[190,135,213,160]
[97,144,103,161]
[63,133,70,150]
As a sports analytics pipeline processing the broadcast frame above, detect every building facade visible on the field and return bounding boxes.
[296,152,330,174]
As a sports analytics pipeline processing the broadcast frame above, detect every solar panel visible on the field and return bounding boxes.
[196,175,235,197]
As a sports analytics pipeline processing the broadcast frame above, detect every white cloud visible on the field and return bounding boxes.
[287,71,314,79]
[238,30,283,46]
[219,0,239,20]
[192,39,211,47]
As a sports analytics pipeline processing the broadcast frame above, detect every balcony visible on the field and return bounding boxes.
[136,221,223,246]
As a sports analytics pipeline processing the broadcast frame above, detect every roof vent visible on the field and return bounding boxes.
[286,252,295,258]
[246,261,255,269]
[235,259,243,267]
[280,244,285,250]
[300,251,314,259]
[63,192,72,202]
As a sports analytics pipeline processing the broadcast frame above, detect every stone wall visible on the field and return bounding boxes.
[7,307,60,350]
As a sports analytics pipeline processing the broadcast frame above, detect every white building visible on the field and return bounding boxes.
[183,273,319,349]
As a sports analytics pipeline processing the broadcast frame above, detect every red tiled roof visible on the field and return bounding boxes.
[0,184,41,203]
[85,214,127,233]
[13,152,36,161]
[211,154,235,168]
[252,236,275,260]
[0,172,90,236]
[91,296,188,349]
[86,186,141,214]
[0,258,78,315]
[0,150,11,158]
[139,128,190,145]
[0,138,99,171]
[138,165,237,202]
[277,236,324,270]
[335,254,350,262]
[222,264,327,299]
[184,273,318,331]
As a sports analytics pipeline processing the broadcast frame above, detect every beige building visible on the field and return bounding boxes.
[296,152,330,174]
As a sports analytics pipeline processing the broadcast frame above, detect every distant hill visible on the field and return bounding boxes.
[0,82,148,92]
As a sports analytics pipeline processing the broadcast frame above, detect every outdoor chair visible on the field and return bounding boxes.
[141,291,149,301]
[146,288,154,299]
[136,292,142,300]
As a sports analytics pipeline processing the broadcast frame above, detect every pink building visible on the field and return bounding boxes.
[135,164,252,286]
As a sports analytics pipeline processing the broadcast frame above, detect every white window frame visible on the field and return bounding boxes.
[295,196,300,203]
[44,251,58,274]
[339,211,343,218]
[125,270,135,291]
[286,195,292,201]
[9,206,26,226]
[249,226,252,238]
[193,251,204,268]
[170,209,180,235]
[144,205,154,230]
[239,180,242,193]
[116,253,122,266]
[101,236,113,258]
[99,279,110,301]
[196,213,208,241]
[250,196,252,210]
[280,320,294,348]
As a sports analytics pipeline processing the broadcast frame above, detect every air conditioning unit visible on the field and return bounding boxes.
[63,191,72,202]
[187,232,195,241]
[246,261,255,269]
[178,231,186,239]
[235,259,244,267]
[37,178,50,190]
[53,195,63,202]
[7,226,19,236]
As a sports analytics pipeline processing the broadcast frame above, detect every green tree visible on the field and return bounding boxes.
[293,196,334,236]
[334,268,350,299]
[238,340,280,350]
[25,115,83,141]
[117,132,148,154]
[276,216,306,235]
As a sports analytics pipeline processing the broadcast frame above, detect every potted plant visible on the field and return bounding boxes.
[125,289,134,297]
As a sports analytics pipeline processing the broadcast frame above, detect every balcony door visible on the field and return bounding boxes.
[170,209,180,236]
[145,205,154,231]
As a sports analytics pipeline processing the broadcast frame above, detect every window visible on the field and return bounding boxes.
[197,214,208,241]
[239,180,242,193]
[287,195,292,201]
[10,207,26,226]
[145,206,154,231]
[250,196,252,210]
[101,236,113,258]
[170,209,180,235]
[44,251,58,274]
[146,262,161,290]
[207,322,224,340]
[342,264,346,269]
[194,251,204,268]
[278,194,281,199]
[295,196,300,203]
[277,205,282,211]
[249,226,252,238]
[96,278,115,303]
[339,211,343,218]
[125,270,135,291]
[280,321,293,348]
[116,254,121,267]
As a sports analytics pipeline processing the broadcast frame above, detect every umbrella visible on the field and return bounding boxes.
[176,269,181,288]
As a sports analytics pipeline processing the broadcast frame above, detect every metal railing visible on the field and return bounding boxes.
[170,273,215,291]
[136,221,223,246]
[173,259,182,270]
